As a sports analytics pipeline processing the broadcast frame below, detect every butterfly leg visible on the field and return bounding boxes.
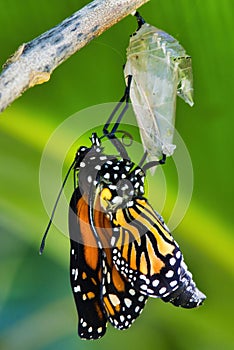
[141,153,167,172]
[103,75,132,159]
[103,75,132,136]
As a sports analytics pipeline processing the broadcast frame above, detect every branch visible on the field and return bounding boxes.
[0,0,149,114]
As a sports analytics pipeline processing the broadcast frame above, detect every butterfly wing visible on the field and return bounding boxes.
[69,187,107,339]
[102,253,148,329]
[92,195,148,330]
[110,198,206,307]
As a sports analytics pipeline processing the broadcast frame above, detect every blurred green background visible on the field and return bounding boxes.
[0,0,233,349]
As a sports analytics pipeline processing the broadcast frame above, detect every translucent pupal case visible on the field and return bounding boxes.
[124,23,193,160]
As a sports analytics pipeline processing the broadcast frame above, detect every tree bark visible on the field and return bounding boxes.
[0,0,149,113]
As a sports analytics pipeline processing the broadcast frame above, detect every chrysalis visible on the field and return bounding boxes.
[124,22,193,160]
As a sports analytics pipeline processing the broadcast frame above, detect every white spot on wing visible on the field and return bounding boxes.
[170,280,178,287]
[159,287,167,294]
[120,315,125,323]
[138,295,145,302]
[124,298,132,308]
[111,236,116,246]
[129,289,136,296]
[74,285,81,293]
[97,327,103,333]
[135,306,140,313]
[165,270,174,278]
[152,279,159,287]
[109,294,121,306]
[169,257,176,266]
[140,284,148,290]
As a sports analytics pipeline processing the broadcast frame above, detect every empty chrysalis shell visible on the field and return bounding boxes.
[124,23,193,160]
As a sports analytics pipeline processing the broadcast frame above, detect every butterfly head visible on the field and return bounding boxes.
[73,133,103,170]
[73,133,119,196]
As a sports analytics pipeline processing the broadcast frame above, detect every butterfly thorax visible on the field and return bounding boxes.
[97,158,146,213]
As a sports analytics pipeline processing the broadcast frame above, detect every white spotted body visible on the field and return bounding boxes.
[125,23,194,160]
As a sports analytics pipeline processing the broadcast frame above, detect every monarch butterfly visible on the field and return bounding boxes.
[68,133,206,339]
[124,12,194,162]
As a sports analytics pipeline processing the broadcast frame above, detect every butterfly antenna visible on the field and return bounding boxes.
[39,159,76,255]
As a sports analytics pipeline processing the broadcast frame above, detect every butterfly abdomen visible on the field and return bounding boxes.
[162,261,206,308]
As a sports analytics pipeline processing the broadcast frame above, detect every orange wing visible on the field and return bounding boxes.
[93,194,148,330]
[69,188,107,340]
[107,197,206,307]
